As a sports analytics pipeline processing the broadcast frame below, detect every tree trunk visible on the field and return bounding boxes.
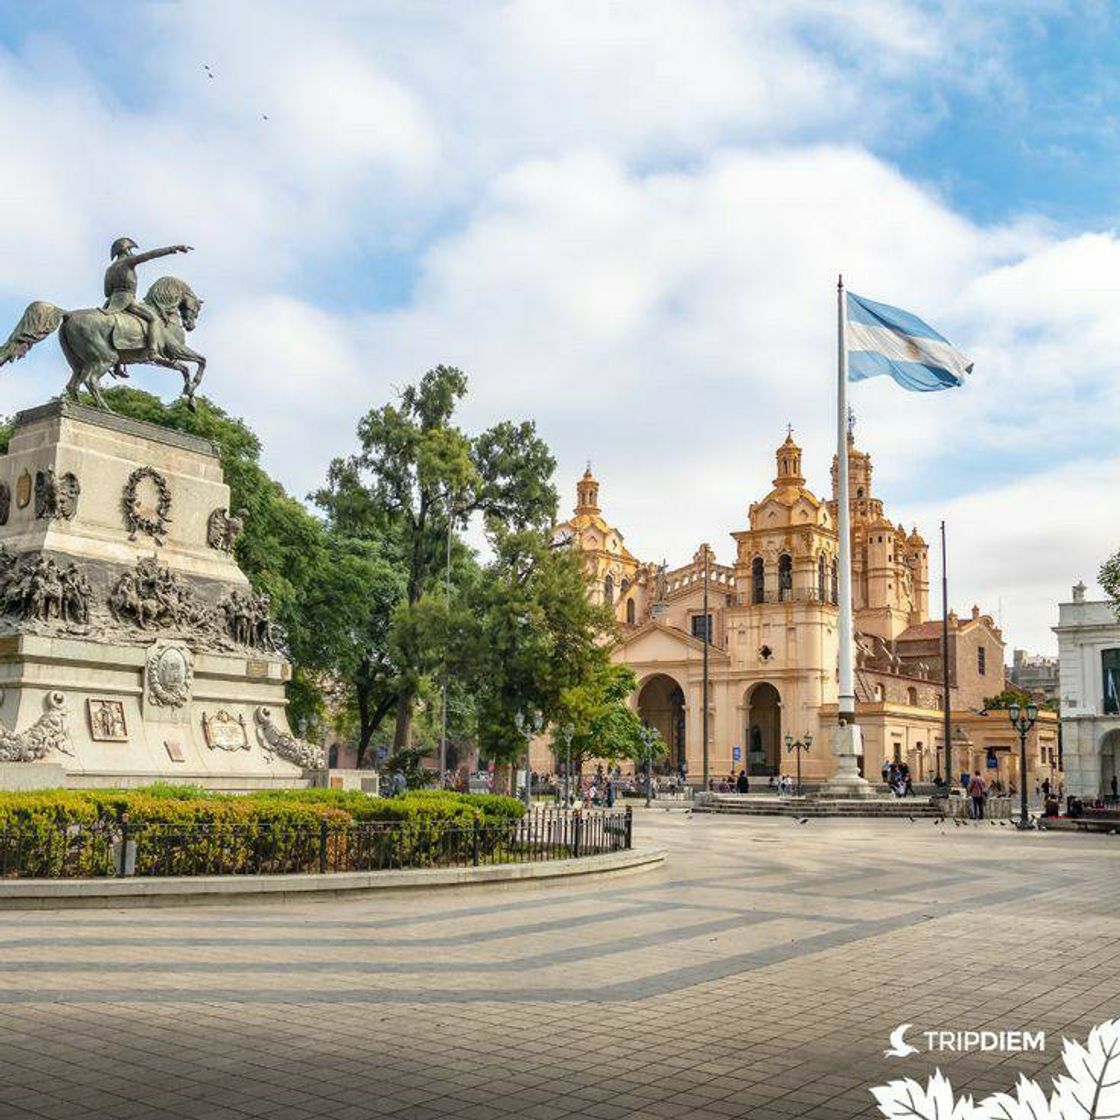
[392,691,414,751]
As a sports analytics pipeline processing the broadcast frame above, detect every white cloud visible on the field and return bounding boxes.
[0,0,1114,662]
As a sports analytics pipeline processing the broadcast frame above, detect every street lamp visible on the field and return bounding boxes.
[556,724,574,807]
[638,723,659,808]
[784,731,813,796]
[1007,701,1038,830]
[514,710,543,809]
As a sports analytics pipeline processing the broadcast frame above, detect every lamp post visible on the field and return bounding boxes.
[639,723,659,809]
[1007,701,1038,830]
[784,731,813,796]
[514,710,543,809]
[557,724,573,807]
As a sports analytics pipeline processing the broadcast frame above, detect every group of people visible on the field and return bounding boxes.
[881,760,915,797]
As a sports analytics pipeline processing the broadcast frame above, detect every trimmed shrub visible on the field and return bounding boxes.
[0,787,527,878]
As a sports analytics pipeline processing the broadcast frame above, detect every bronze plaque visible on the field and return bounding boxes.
[164,739,186,762]
[202,709,249,752]
[245,659,269,680]
[15,470,31,509]
[87,699,128,742]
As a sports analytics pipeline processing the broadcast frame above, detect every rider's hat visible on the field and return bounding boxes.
[110,237,138,259]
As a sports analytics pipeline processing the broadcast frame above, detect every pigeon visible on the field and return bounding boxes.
[999,821,1007,827]
[908,816,915,823]
[203,64,214,79]
[798,817,810,824]
[262,114,269,120]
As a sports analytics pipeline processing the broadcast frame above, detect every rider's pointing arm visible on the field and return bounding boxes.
[129,245,192,266]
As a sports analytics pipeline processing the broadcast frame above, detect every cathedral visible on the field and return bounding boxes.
[544,431,1060,789]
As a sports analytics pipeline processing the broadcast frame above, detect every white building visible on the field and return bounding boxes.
[1054,582,1120,799]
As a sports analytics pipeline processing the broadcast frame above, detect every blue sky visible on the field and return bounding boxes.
[0,1,1117,653]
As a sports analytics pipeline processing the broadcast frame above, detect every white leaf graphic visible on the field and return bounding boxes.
[871,1071,976,1119]
[1052,1017,1120,1120]
[977,1075,1057,1119]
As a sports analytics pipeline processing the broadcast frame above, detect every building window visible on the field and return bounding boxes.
[752,557,764,604]
[818,554,826,601]
[830,560,838,604]
[604,575,614,604]
[977,646,986,676]
[907,687,917,706]
[778,554,793,600]
[874,683,884,701]
[328,744,339,769]
[626,599,636,625]
[691,614,712,643]
[1103,649,1120,713]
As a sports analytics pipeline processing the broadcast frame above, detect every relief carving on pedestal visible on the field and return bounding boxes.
[87,699,128,742]
[202,709,249,752]
[0,553,92,627]
[145,643,193,709]
[0,690,73,762]
[207,507,246,553]
[254,706,323,769]
[123,466,172,545]
[34,468,80,521]
[109,557,217,637]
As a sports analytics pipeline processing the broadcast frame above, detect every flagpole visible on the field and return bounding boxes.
[824,275,872,797]
[837,276,855,723]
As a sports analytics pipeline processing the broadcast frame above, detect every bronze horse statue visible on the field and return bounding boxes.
[0,276,206,411]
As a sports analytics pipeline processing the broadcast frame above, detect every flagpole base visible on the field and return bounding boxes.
[820,722,876,798]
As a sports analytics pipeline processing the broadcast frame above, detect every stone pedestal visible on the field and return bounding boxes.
[819,722,876,798]
[0,401,321,791]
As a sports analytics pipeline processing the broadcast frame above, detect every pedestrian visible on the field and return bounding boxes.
[605,778,615,808]
[967,770,987,820]
[1111,775,1118,802]
[736,769,750,794]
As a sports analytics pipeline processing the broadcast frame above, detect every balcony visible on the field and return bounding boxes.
[742,588,838,606]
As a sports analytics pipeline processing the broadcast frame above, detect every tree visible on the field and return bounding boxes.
[1102,551,1120,617]
[313,366,557,750]
[444,527,616,772]
[551,664,666,772]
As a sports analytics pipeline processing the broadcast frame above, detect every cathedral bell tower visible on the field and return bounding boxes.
[773,430,805,489]
[575,465,601,515]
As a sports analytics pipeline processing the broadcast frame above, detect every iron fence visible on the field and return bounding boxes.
[0,807,633,879]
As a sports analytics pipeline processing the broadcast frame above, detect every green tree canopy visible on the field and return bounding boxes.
[313,366,558,749]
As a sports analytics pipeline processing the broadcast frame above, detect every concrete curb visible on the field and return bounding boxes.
[0,846,667,910]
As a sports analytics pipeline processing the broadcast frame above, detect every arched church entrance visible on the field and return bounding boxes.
[1100,729,1120,799]
[637,674,686,774]
[745,683,781,776]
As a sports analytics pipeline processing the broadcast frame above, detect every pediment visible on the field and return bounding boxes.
[619,621,730,662]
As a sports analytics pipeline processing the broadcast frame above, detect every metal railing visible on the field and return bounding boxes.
[0,808,633,879]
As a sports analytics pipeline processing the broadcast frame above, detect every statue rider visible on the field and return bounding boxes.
[103,237,191,369]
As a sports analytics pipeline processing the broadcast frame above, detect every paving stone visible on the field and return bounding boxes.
[0,813,1114,1119]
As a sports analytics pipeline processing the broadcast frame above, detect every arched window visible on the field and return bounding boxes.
[626,598,636,625]
[830,559,838,604]
[817,554,826,601]
[778,554,793,600]
[752,557,764,604]
[907,687,918,706]
[328,744,339,769]
[604,575,614,604]
[1104,649,1120,713]
[874,683,884,702]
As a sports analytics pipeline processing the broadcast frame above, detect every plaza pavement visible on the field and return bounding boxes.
[0,810,1118,1120]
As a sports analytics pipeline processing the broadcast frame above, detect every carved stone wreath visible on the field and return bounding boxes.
[123,466,172,544]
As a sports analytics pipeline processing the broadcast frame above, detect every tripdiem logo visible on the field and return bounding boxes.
[871,1016,1119,1119]
[885,1022,1046,1058]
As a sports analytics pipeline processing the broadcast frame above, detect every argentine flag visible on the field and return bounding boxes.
[846,292,972,392]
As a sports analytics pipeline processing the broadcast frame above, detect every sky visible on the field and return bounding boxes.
[1,0,1118,657]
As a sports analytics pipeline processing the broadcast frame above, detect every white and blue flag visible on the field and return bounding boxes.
[846,292,972,392]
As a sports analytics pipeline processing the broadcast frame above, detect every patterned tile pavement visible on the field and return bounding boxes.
[0,810,1118,1119]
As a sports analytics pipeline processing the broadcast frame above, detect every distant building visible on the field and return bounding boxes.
[539,431,1059,790]
[1009,648,1060,704]
[1054,582,1120,799]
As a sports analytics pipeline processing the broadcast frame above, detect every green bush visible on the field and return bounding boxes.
[0,786,527,877]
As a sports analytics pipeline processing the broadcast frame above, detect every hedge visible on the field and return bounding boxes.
[0,787,527,878]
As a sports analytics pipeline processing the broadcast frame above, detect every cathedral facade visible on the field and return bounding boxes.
[546,432,1060,790]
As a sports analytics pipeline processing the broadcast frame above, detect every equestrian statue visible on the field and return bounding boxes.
[0,238,206,411]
